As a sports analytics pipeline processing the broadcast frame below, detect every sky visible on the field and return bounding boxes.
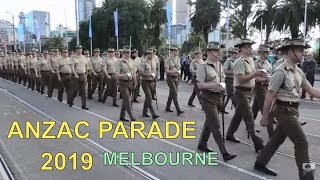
[0,0,104,30]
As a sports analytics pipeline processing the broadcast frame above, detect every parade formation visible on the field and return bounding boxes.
[0,36,319,180]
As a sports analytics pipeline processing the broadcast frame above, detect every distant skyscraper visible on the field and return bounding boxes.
[78,0,96,22]
[167,0,190,25]
[25,11,51,38]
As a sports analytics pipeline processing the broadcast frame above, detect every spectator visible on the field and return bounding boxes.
[301,51,317,100]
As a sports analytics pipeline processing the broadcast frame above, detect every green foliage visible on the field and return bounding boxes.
[77,0,167,53]
[180,34,205,55]
[42,37,66,51]
[188,0,221,45]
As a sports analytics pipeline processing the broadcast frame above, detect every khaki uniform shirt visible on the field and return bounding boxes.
[190,58,203,77]
[165,56,180,76]
[197,60,225,93]
[58,57,72,74]
[269,59,307,102]
[39,57,52,71]
[105,56,117,74]
[233,56,256,88]
[223,58,236,78]
[86,57,92,72]
[273,56,285,72]
[50,55,60,72]
[71,55,87,74]
[114,58,135,81]
[29,58,39,70]
[91,56,103,72]
[139,59,156,81]
[17,55,27,69]
[254,58,272,75]
[13,56,19,67]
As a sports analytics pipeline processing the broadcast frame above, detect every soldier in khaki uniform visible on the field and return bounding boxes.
[17,50,27,85]
[102,48,119,107]
[223,47,238,108]
[132,49,141,102]
[6,51,13,81]
[69,46,89,110]
[252,45,274,137]
[255,39,320,180]
[151,48,160,100]
[165,46,184,115]
[48,49,60,98]
[86,50,94,100]
[56,49,72,103]
[139,49,160,119]
[89,48,108,102]
[197,42,236,162]
[188,50,203,107]
[28,52,39,91]
[226,39,266,153]
[114,46,137,121]
[13,51,19,83]
[39,50,54,95]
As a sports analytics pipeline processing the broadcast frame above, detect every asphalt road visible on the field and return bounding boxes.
[0,77,319,180]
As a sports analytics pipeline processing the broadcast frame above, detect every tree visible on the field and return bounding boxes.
[273,0,316,38]
[42,37,66,51]
[180,34,205,55]
[227,0,256,39]
[252,0,279,44]
[188,0,221,45]
[148,0,167,52]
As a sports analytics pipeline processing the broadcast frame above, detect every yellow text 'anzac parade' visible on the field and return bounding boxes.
[7,120,197,139]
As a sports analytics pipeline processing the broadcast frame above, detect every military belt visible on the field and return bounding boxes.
[202,90,221,95]
[60,73,71,75]
[225,77,234,79]
[276,100,299,108]
[235,87,253,92]
[255,82,269,86]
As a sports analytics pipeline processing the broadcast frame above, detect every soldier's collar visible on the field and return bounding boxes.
[283,59,296,71]
[205,60,217,67]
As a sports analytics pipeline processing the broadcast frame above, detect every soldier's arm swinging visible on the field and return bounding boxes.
[302,81,320,99]
[260,91,277,126]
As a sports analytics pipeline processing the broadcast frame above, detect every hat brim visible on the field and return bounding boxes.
[235,42,255,47]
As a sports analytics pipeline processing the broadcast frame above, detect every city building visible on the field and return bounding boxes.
[167,0,190,25]
[25,11,51,39]
[51,25,76,43]
[78,0,96,22]
[0,20,17,45]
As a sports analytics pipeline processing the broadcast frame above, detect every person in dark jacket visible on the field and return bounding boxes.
[301,51,317,100]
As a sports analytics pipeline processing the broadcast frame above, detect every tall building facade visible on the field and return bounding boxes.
[78,0,96,22]
[25,11,51,39]
[167,0,190,25]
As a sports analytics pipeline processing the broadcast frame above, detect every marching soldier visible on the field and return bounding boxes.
[252,45,274,137]
[88,48,107,102]
[114,46,137,121]
[187,50,203,107]
[225,39,265,153]
[115,50,120,59]
[39,50,54,95]
[13,51,19,83]
[56,49,72,103]
[132,49,141,102]
[7,51,14,82]
[0,52,3,78]
[139,49,160,119]
[102,48,119,107]
[151,48,160,100]
[223,47,238,108]
[165,46,184,115]
[48,49,60,98]
[17,50,27,86]
[196,42,236,162]
[69,45,89,110]
[255,38,319,180]
[86,50,94,100]
[28,52,39,91]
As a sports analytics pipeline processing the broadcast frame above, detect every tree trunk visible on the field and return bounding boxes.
[155,23,160,55]
[265,26,271,44]
[290,24,299,38]
[203,28,209,46]
[243,19,247,39]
